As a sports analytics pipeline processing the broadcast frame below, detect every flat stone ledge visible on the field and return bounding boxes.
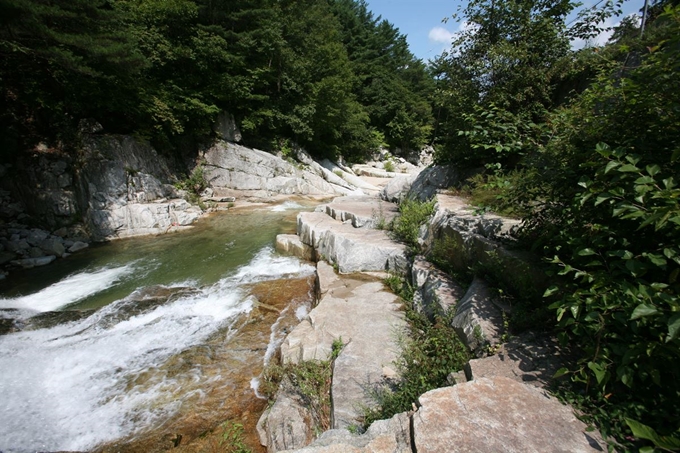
[323,195,398,229]
[413,377,606,453]
[297,211,408,274]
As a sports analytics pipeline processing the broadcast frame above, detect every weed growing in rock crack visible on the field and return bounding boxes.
[366,277,470,428]
[372,200,387,230]
[390,198,435,251]
[383,160,395,173]
[383,274,414,302]
[260,339,345,434]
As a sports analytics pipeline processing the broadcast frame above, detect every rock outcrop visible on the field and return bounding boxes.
[413,377,604,453]
[297,209,407,274]
[258,262,407,448]
[77,135,201,240]
[279,413,411,453]
[201,142,362,198]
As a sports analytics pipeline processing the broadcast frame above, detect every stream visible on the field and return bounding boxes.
[0,201,317,453]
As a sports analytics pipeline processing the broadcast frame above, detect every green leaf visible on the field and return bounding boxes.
[577,248,596,256]
[595,143,611,157]
[594,193,612,205]
[646,164,661,176]
[631,304,659,319]
[587,361,608,384]
[667,313,680,342]
[625,418,680,450]
[618,164,640,172]
[543,285,559,297]
[604,161,620,174]
[634,176,654,184]
[645,253,668,267]
[553,367,570,378]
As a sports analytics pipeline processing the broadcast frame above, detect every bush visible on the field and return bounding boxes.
[364,276,469,427]
[390,198,436,249]
[516,7,680,448]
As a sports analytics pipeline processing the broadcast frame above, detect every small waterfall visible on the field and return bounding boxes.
[0,246,314,453]
[0,265,136,315]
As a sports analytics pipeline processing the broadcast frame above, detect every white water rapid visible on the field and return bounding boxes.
[0,246,314,453]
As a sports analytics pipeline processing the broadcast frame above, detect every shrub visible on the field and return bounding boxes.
[364,277,469,427]
[390,198,436,249]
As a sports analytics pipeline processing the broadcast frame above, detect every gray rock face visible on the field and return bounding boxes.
[257,384,315,453]
[464,332,564,389]
[76,135,198,240]
[276,234,315,261]
[213,111,242,143]
[67,241,89,253]
[202,142,356,196]
[413,377,605,453]
[11,255,56,269]
[319,160,380,193]
[411,256,466,320]
[419,194,547,306]
[406,165,461,201]
[323,196,398,229]
[280,273,405,429]
[279,412,411,453]
[297,211,408,274]
[89,199,202,239]
[39,238,65,257]
[380,174,416,203]
[451,277,505,356]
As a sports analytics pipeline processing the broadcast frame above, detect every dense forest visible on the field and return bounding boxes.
[0,0,433,161]
[2,0,679,450]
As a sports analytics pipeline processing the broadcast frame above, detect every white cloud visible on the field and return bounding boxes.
[428,26,455,44]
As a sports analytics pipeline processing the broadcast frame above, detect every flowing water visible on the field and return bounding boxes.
[0,201,318,453]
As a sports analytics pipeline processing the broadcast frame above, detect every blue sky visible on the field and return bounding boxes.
[363,0,647,62]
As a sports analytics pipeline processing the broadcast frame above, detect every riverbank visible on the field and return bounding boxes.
[257,174,607,452]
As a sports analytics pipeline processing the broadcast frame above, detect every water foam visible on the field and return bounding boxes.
[269,201,304,212]
[0,247,314,453]
[0,265,136,314]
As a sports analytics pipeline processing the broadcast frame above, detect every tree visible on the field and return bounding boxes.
[0,0,146,156]
[432,0,575,168]
[328,0,435,153]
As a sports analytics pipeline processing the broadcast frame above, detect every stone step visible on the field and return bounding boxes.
[259,262,407,451]
[297,211,408,274]
[322,195,399,229]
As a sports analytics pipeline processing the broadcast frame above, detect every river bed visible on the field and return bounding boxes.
[0,201,318,453]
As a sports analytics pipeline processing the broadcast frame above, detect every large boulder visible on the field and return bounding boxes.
[411,255,465,320]
[213,111,242,143]
[319,160,380,193]
[89,199,201,239]
[413,377,605,453]
[380,174,417,203]
[322,196,398,229]
[420,194,548,306]
[406,165,461,201]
